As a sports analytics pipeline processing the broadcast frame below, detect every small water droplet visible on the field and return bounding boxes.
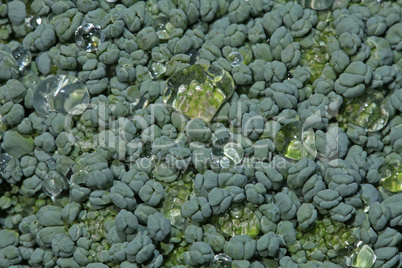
[187,48,199,65]
[211,137,244,168]
[211,253,232,267]
[380,161,402,193]
[25,15,42,29]
[228,51,243,67]
[274,121,317,161]
[46,158,57,170]
[152,16,171,40]
[149,60,166,78]
[69,170,87,186]
[343,89,389,132]
[42,174,67,200]
[11,47,32,68]
[75,23,105,52]
[33,75,90,116]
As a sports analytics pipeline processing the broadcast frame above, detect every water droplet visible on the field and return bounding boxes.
[33,75,90,116]
[381,161,402,193]
[343,89,389,132]
[106,0,117,2]
[42,174,68,200]
[297,0,335,10]
[163,64,235,122]
[152,16,173,40]
[228,51,243,67]
[149,60,166,78]
[69,170,87,186]
[274,121,317,161]
[129,91,149,112]
[46,158,57,170]
[0,153,11,173]
[211,254,233,268]
[212,137,244,168]
[344,241,376,268]
[25,15,42,29]
[11,47,32,68]
[75,23,105,52]
[187,48,199,65]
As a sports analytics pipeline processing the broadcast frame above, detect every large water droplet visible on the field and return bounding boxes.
[343,89,389,132]
[211,254,233,268]
[211,137,244,168]
[344,241,376,268]
[162,64,235,122]
[33,75,90,116]
[228,51,243,67]
[297,0,335,10]
[75,23,105,52]
[274,121,317,160]
[12,47,32,68]
[149,60,166,78]
[381,161,402,193]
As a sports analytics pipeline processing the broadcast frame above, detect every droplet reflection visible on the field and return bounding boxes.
[75,23,105,52]
[33,75,90,116]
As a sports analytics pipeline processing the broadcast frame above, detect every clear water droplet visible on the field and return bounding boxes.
[42,174,67,200]
[212,137,244,168]
[297,0,335,10]
[380,161,402,193]
[12,47,32,68]
[25,15,42,29]
[228,51,243,67]
[106,0,117,2]
[152,16,173,40]
[75,23,105,52]
[343,89,389,132]
[46,158,57,170]
[344,241,376,268]
[187,48,199,65]
[274,121,317,161]
[0,153,11,173]
[211,254,233,268]
[149,60,166,78]
[163,64,235,122]
[33,75,90,116]
[69,164,89,186]
[130,95,149,112]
